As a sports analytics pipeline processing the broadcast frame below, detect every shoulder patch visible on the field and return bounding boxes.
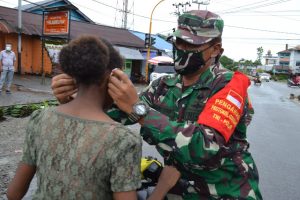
[198,71,250,142]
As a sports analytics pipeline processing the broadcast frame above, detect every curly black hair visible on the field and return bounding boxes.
[101,39,124,70]
[59,35,110,85]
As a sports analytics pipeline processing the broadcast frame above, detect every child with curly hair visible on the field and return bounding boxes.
[7,35,180,200]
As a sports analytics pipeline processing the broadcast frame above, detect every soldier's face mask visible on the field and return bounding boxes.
[5,44,12,51]
[173,44,212,75]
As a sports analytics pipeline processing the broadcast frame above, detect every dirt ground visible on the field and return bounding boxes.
[0,116,30,199]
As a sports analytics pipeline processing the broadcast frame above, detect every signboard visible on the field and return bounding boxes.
[43,11,69,35]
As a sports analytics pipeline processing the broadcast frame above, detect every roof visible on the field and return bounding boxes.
[18,0,93,23]
[277,49,291,54]
[0,6,145,49]
[130,30,172,52]
[115,46,144,60]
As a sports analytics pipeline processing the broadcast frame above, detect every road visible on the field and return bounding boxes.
[246,80,300,200]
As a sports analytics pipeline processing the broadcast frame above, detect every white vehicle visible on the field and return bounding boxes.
[259,72,271,82]
[149,64,175,82]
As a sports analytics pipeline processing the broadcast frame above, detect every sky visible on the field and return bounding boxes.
[1,0,300,62]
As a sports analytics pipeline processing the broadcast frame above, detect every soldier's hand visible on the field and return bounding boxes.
[51,73,77,104]
[108,68,139,114]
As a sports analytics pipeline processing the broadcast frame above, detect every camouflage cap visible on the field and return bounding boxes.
[173,10,224,45]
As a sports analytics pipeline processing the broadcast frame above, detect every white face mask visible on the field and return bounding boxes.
[5,45,12,51]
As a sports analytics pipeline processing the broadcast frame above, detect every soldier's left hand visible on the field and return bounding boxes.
[108,68,139,114]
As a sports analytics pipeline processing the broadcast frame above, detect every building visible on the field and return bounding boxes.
[260,50,278,71]
[130,30,173,78]
[264,50,278,66]
[276,45,300,74]
[289,45,300,74]
[0,2,147,77]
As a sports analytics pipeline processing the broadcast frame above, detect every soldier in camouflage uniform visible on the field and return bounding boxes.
[51,11,262,200]
[108,10,262,200]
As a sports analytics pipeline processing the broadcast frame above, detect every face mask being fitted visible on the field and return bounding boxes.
[5,44,12,52]
[173,44,211,75]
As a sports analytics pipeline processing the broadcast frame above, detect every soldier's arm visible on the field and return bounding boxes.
[139,75,251,165]
[140,97,251,165]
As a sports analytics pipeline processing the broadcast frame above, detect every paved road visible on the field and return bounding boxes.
[247,80,300,200]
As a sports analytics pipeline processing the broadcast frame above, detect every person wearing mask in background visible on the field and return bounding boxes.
[51,10,262,200]
[7,35,180,200]
[0,43,16,94]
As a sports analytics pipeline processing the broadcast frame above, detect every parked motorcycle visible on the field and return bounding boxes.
[138,156,190,200]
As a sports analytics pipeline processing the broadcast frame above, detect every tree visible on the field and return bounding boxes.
[219,55,240,71]
[220,55,235,70]
[256,46,264,66]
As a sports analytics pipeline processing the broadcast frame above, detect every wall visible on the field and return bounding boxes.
[0,33,52,75]
[290,50,300,73]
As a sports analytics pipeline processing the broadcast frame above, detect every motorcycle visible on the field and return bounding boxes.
[138,156,190,200]
[253,77,262,86]
[287,75,300,87]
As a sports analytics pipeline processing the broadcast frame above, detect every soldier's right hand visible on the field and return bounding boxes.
[51,73,77,104]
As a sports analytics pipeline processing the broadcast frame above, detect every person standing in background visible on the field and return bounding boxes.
[0,43,16,94]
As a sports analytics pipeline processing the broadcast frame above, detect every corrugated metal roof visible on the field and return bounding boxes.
[0,6,145,48]
[19,0,94,23]
[115,46,144,60]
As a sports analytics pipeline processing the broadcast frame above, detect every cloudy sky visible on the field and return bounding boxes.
[1,0,300,62]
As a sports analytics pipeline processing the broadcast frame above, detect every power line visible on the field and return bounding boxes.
[73,1,300,36]
[217,0,275,13]
[219,0,291,14]
[226,24,300,36]
[242,10,300,13]
[82,0,177,23]
[6,0,299,37]
[22,0,46,8]
[224,37,300,40]
[215,0,300,21]
[223,10,300,22]
[223,40,300,45]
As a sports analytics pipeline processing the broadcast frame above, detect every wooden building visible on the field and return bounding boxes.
[0,1,146,77]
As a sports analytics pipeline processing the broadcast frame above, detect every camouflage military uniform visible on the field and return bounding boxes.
[110,65,262,200]
[22,107,142,200]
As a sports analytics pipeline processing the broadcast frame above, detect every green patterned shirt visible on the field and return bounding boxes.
[22,107,142,200]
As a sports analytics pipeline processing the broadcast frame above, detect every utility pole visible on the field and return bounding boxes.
[145,0,166,82]
[17,0,22,74]
[192,0,210,10]
[172,2,191,16]
[116,0,135,29]
[122,0,128,29]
